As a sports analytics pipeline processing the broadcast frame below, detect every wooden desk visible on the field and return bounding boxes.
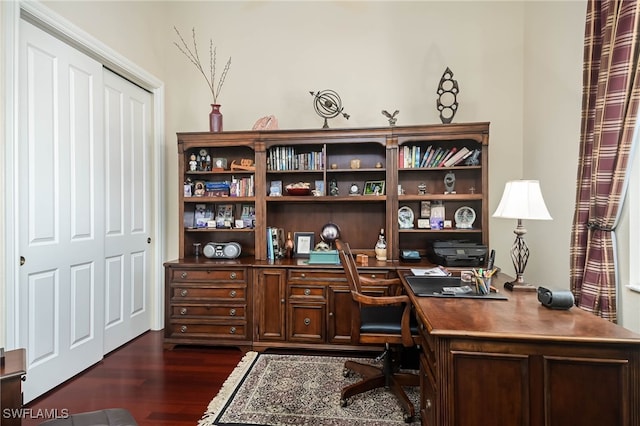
[399,271,640,426]
[1,349,26,426]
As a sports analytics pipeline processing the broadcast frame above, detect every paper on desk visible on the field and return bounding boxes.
[410,267,451,277]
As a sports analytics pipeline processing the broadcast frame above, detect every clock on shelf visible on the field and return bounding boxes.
[454,206,476,229]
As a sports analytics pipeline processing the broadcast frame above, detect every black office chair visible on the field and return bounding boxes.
[336,240,420,423]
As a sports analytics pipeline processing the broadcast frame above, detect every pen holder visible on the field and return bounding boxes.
[475,276,492,295]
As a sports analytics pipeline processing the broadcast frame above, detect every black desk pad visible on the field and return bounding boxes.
[405,276,508,300]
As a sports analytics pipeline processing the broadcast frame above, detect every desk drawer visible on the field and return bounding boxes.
[171,305,246,320]
[171,268,246,282]
[168,323,247,339]
[171,285,246,301]
[289,285,326,300]
[288,270,344,283]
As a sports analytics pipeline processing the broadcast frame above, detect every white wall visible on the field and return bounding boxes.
[10,0,635,339]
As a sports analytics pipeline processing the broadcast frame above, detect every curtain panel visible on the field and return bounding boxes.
[570,0,640,322]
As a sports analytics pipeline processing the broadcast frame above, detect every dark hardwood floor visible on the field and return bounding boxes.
[23,331,245,426]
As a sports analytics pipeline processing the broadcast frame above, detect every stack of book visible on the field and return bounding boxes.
[399,145,480,168]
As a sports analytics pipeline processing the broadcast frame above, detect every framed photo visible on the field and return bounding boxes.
[294,232,315,258]
[364,180,385,196]
[216,204,234,228]
[420,200,431,218]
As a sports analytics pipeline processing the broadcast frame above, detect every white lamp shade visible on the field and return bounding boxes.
[492,180,552,220]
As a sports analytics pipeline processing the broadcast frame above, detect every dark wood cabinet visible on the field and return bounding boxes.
[166,123,489,350]
[164,263,252,350]
[399,271,640,426]
[1,349,26,426]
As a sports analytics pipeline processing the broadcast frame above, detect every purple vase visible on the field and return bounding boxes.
[209,104,223,132]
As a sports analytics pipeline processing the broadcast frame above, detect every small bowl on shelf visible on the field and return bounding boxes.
[286,186,311,196]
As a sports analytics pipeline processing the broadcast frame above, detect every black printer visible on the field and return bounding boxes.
[428,240,488,267]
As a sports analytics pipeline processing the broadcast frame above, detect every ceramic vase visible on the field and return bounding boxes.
[209,104,223,132]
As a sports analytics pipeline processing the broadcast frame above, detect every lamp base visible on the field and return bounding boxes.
[503,281,537,292]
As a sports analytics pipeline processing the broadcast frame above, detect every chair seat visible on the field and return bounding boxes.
[361,305,419,335]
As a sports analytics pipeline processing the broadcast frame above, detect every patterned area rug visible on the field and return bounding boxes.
[198,352,420,426]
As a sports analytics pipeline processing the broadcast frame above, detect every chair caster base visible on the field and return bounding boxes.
[340,398,348,407]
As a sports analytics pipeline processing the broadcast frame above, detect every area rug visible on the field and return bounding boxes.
[198,351,420,426]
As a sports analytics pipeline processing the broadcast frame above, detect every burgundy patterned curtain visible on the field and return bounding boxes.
[570,0,640,322]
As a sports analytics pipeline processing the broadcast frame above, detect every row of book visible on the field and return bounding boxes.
[186,176,255,198]
[267,146,324,171]
[266,227,285,260]
[400,145,480,168]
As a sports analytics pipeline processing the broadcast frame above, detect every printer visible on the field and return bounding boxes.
[428,240,488,267]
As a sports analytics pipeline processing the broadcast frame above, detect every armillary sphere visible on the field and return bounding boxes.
[309,90,350,128]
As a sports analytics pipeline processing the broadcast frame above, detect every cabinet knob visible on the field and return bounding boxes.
[180,308,187,315]
[281,299,285,304]
[180,325,187,333]
[230,327,237,334]
[329,312,334,316]
[425,399,432,410]
[230,272,237,280]
[181,272,187,279]
[229,308,236,316]
[304,318,311,326]
[229,290,237,298]
[304,288,311,296]
[180,289,188,297]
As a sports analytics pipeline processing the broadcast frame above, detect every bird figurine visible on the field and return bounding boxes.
[382,109,399,126]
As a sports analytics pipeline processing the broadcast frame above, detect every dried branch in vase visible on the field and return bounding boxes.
[173,27,231,105]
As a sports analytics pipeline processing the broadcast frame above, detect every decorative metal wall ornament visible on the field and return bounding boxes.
[436,67,459,124]
[309,90,350,128]
[382,109,399,126]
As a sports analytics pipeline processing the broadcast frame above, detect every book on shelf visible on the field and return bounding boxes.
[437,147,457,167]
[419,145,432,167]
[443,146,470,167]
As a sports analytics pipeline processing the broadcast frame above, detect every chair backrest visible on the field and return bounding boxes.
[335,240,363,296]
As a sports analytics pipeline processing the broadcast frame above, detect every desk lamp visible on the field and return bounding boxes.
[492,180,552,291]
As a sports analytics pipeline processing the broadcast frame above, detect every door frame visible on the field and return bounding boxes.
[1,0,166,348]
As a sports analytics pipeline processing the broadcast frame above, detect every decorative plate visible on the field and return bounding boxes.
[454,206,476,229]
[398,206,415,229]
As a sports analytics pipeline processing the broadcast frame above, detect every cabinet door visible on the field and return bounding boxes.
[328,285,353,344]
[255,269,286,341]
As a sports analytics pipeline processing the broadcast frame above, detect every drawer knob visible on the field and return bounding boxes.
[230,272,237,280]
[371,274,376,278]
[230,327,236,334]
[229,308,237,316]
[180,308,187,315]
[229,290,237,298]
[181,272,187,279]
[301,273,306,278]
[304,288,311,296]
[304,318,311,326]
[180,289,188,297]
[180,325,187,333]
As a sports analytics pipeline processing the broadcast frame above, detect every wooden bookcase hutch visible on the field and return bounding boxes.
[165,122,489,351]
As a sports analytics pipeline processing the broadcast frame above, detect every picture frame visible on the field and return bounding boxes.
[294,232,315,258]
[420,200,431,218]
[364,180,386,196]
[216,204,234,228]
